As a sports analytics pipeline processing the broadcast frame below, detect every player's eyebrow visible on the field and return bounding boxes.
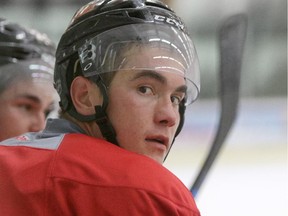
[131,70,167,84]
[131,70,187,93]
[15,94,42,104]
[175,84,187,93]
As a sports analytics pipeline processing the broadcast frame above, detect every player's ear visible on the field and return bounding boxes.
[70,76,102,115]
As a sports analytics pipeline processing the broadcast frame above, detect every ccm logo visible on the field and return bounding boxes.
[153,14,184,30]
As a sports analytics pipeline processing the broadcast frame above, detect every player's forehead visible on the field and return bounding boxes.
[119,44,187,76]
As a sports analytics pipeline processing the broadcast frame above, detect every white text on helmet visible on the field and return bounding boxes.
[153,14,184,31]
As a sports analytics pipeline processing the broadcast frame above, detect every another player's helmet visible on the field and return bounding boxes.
[0,18,55,67]
[54,0,200,156]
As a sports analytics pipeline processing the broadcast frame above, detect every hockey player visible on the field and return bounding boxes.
[0,18,58,141]
[0,1,201,215]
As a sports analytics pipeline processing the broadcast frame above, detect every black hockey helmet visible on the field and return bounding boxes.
[0,18,55,67]
[54,0,200,149]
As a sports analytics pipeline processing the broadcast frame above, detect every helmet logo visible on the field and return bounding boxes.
[84,62,92,71]
[79,43,98,77]
[153,14,185,31]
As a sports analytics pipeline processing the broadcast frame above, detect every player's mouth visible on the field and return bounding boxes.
[145,135,168,149]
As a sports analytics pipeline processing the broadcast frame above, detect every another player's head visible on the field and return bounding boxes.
[54,0,200,163]
[0,18,58,141]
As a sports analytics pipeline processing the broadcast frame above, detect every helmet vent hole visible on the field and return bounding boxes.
[127,11,146,20]
[4,25,18,36]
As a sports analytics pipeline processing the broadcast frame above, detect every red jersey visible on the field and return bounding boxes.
[0,119,200,216]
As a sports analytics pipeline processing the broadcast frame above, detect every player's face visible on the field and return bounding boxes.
[106,45,187,164]
[107,69,186,163]
[0,80,57,141]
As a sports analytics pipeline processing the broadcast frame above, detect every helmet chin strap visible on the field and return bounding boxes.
[94,104,118,145]
[92,76,118,145]
[163,102,186,162]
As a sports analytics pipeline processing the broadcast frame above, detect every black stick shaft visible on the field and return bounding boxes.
[191,14,248,197]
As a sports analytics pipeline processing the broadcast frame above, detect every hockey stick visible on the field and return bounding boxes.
[190,14,248,197]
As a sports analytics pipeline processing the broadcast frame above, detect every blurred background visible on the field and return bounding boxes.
[0,0,286,215]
